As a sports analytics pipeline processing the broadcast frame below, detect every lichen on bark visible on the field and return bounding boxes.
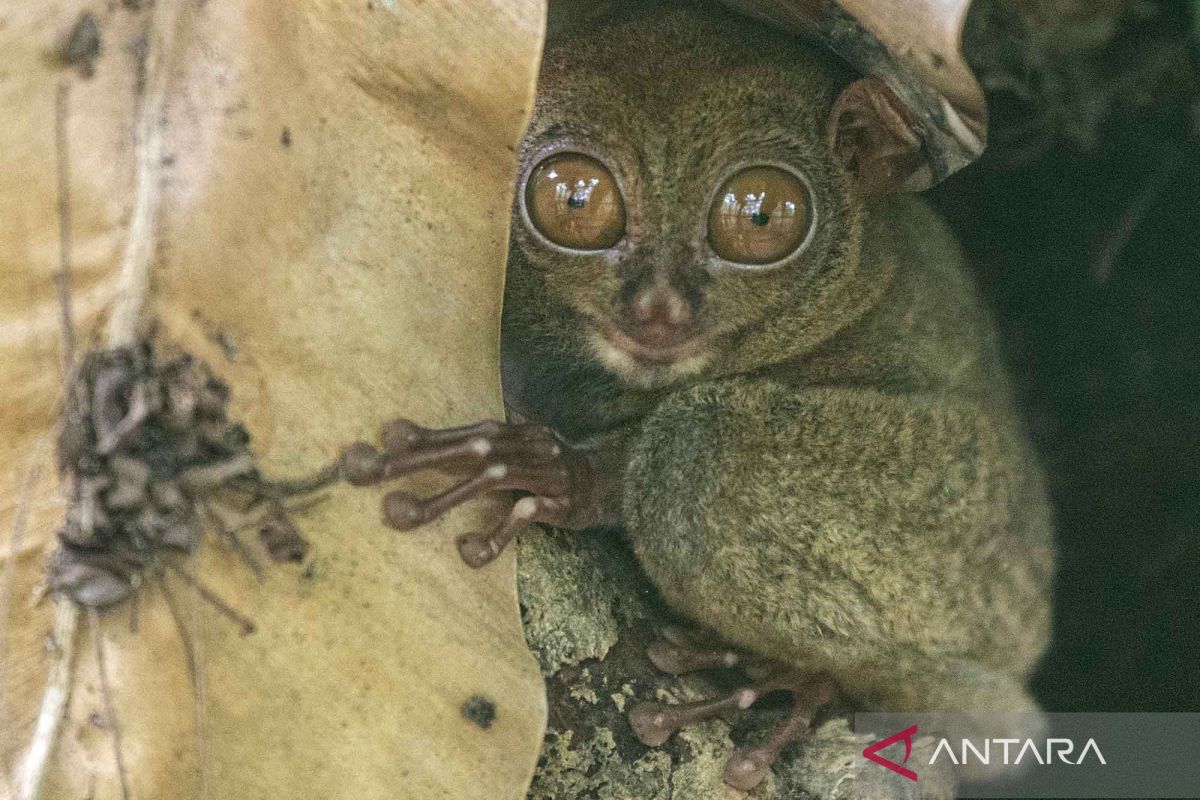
[515,526,920,799]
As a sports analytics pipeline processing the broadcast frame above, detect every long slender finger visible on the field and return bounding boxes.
[382,469,505,530]
[342,437,496,486]
[456,495,571,568]
[380,418,505,452]
[381,418,561,458]
[646,639,741,674]
[395,427,560,466]
[628,686,761,747]
[381,437,498,479]
[383,464,569,531]
[722,709,810,791]
[723,673,834,791]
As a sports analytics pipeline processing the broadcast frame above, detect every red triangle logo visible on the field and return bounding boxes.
[862,724,919,782]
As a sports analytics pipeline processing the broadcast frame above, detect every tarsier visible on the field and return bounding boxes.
[344,3,1055,791]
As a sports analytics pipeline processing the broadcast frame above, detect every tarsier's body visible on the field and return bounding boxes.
[347,4,1054,791]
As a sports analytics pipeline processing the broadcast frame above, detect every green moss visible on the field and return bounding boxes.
[516,527,622,675]
[528,728,674,800]
[516,527,847,799]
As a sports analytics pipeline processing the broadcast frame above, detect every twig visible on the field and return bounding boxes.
[16,600,80,800]
[1093,148,1178,283]
[0,456,43,735]
[233,461,341,505]
[158,572,211,798]
[184,556,210,800]
[22,2,190,793]
[200,502,264,582]
[54,82,76,379]
[107,0,186,347]
[164,563,255,636]
[88,608,131,800]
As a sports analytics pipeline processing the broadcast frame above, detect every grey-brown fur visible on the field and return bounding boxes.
[502,1,1055,788]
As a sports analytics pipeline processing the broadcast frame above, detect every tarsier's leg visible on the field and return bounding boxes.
[629,628,835,791]
[622,378,1051,790]
[340,418,619,567]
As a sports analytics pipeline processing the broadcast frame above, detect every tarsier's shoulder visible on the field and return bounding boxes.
[791,195,1006,400]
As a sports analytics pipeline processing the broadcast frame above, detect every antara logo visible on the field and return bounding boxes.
[862,724,920,781]
[862,725,1107,782]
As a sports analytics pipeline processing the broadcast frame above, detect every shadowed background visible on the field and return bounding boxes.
[933,0,1200,714]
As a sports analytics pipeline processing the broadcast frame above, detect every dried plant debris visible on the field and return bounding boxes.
[58,11,102,79]
[49,340,330,612]
[963,0,1196,162]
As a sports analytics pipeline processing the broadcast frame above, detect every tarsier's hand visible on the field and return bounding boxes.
[340,418,608,567]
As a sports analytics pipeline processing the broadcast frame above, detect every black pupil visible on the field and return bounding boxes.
[751,211,770,226]
[567,194,587,209]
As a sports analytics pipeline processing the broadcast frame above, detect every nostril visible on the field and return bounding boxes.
[663,292,690,326]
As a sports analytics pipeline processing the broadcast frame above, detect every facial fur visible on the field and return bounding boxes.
[504,4,868,391]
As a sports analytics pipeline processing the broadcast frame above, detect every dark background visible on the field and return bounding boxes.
[931,0,1199,713]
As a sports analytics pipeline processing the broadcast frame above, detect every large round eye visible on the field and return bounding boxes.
[525,153,626,250]
[708,166,814,265]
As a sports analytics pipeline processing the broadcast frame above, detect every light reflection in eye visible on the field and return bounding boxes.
[526,153,626,249]
[549,171,601,209]
[717,193,798,229]
[708,166,812,264]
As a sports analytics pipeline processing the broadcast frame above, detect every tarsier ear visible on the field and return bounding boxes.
[827,76,925,199]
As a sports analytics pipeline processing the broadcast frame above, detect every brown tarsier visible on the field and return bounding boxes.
[343,3,1055,792]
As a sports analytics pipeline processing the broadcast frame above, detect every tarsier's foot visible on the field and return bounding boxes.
[629,628,834,791]
[340,418,599,568]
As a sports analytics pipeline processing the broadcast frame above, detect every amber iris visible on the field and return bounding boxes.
[708,166,813,264]
[526,153,626,249]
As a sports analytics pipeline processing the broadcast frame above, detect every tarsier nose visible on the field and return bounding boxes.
[625,286,696,349]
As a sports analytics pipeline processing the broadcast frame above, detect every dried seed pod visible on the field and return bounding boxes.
[149,479,186,511]
[160,516,201,551]
[196,419,251,454]
[258,513,309,563]
[106,455,150,509]
[50,342,313,631]
[196,376,231,418]
[178,454,256,494]
[63,475,111,545]
[47,555,133,608]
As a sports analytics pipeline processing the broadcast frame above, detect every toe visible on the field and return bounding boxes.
[723,749,772,792]
[627,702,675,747]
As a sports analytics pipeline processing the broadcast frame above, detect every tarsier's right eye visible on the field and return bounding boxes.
[525,153,626,250]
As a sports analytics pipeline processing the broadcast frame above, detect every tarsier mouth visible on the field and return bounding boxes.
[594,320,710,368]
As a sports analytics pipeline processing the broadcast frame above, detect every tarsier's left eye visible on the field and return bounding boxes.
[525,152,626,250]
[708,166,814,265]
